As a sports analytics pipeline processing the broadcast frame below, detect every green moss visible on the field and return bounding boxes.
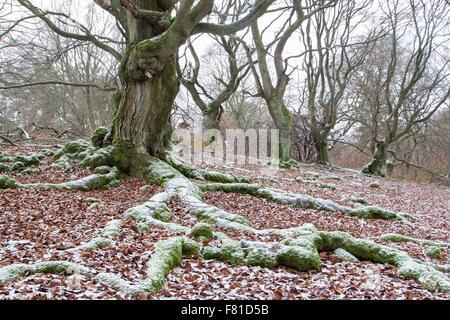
[91,127,110,148]
[10,162,25,171]
[0,264,29,284]
[80,146,114,169]
[13,154,40,167]
[362,159,385,177]
[0,262,89,285]
[343,195,369,205]
[93,166,113,174]
[54,140,90,160]
[200,183,262,195]
[246,247,278,269]
[369,181,381,188]
[181,238,200,256]
[280,159,299,169]
[396,260,449,293]
[0,174,19,189]
[152,203,173,222]
[349,206,399,220]
[380,233,449,247]
[276,246,321,271]
[0,163,9,172]
[101,219,122,239]
[18,167,40,175]
[295,177,336,190]
[50,155,71,171]
[319,231,407,265]
[202,239,245,264]
[333,248,358,263]
[142,237,184,294]
[145,160,178,186]
[425,246,442,260]
[190,223,213,240]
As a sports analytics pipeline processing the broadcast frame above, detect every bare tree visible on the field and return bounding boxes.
[0,0,119,134]
[298,0,376,164]
[243,0,337,162]
[351,0,450,176]
[9,0,275,175]
[176,0,250,131]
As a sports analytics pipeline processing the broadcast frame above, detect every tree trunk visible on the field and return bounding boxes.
[202,104,223,131]
[313,134,330,165]
[111,56,179,176]
[362,140,388,176]
[267,97,292,162]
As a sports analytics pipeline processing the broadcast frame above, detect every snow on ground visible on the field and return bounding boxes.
[0,146,448,300]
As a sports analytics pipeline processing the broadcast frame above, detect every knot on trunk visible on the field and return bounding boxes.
[131,57,164,82]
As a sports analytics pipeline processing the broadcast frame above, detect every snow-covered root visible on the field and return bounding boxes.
[0,261,91,285]
[147,158,251,227]
[198,182,405,221]
[124,192,190,233]
[141,158,450,293]
[1,147,447,295]
[51,139,114,171]
[0,149,54,172]
[295,177,337,190]
[96,237,199,296]
[198,224,450,293]
[380,234,450,248]
[65,219,123,255]
[319,231,450,292]
[0,166,121,191]
[165,155,251,183]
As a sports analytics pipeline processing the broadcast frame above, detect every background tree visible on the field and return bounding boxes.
[351,0,450,176]
[243,0,338,162]
[11,0,275,176]
[176,0,250,131]
[0,0,120,135]
[298,0,376,164]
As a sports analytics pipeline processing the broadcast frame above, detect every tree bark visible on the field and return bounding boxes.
[202,104,223,131]
[112,56,179,175]
[362,140,388,176]
[267,97,292,162]
[313,134,330,165]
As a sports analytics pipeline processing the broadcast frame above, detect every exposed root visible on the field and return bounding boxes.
[2,142,448,297]
[0,261,91,285]
[295,177,337,190]
[0,149,53,172]
[96,237,199,296]
[380,234,450,248]
[333,248,359,262]
[166,155,251,183]
[342,195,369,205]
[66,219,123,254]
[199,182,404,220]
[0,166,121,191]
[319,231,450,292]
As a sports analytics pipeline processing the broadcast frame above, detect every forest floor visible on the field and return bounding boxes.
[0,145,449,300]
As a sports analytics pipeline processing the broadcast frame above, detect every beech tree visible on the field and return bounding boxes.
[298,0,375,164]
[353,0,450,176]
[15,0,275,175]
[1,1,449,299]
[243,0,337,162]
[176,0,250,131]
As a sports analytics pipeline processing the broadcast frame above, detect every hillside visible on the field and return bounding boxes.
[0,144,448,300]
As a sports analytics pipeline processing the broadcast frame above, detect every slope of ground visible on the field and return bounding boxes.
[0,146,448,300]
